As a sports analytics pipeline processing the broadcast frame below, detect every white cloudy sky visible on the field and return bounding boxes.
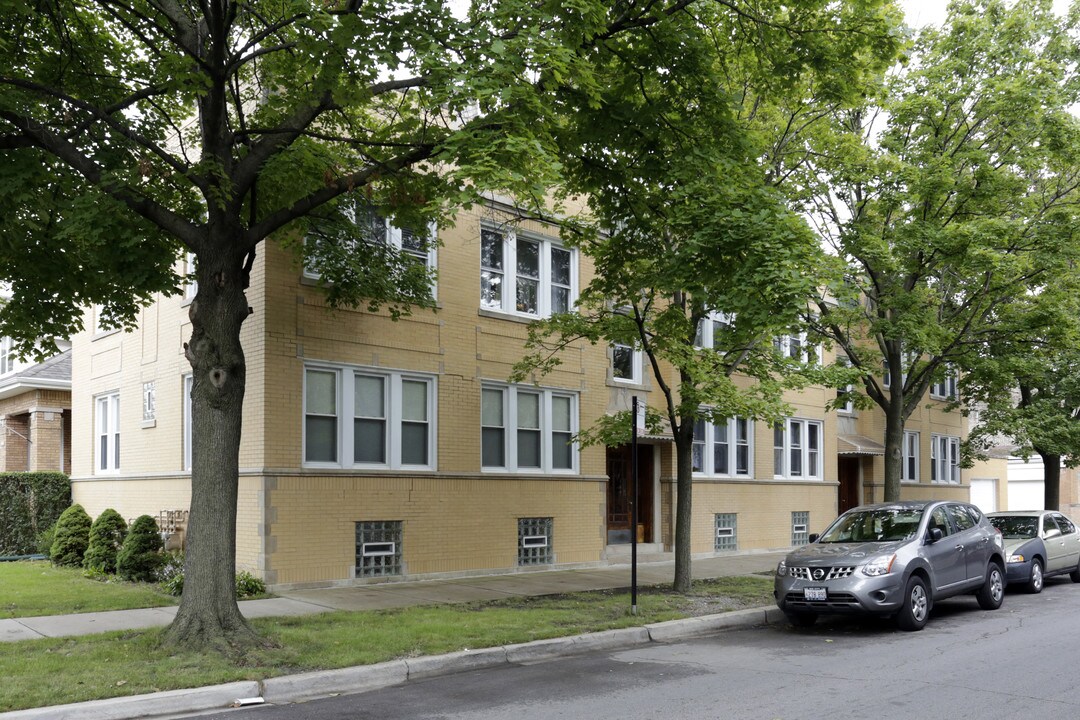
[904,0,1073,27]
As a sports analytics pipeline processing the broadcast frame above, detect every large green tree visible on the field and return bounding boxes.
[798,0,1080,502]
[514,3,900,591]
[0,0,898,651]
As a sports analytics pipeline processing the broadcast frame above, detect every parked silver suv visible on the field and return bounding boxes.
[774,501,1006,630]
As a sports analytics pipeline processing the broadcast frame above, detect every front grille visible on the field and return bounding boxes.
[784,591,861,609]
[788,566,856,581]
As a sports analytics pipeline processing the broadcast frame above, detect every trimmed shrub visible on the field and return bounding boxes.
[84,509,127,574]
[49,504,92,567]
[0,472,71,555]
[117,515,164,582]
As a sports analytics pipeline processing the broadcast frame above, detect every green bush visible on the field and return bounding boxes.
[235,570,266,598]
[157,555,267,598]
[36,523,57,556]
[0,472,71,555]
[83,509,127,574]
[116,515,164,582]
[49,504,92,567]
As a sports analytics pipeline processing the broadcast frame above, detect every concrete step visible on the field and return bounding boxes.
[604,543,671,564]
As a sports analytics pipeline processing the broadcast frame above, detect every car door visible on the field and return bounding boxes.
[923,505,966,591]
[1051,513,1080,571]
[1041,514,1069,573]
[945,503,990,583]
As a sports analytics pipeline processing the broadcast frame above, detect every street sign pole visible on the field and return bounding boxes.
[631,395,639,616]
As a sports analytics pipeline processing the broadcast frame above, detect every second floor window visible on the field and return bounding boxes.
[774,418,822,480]
[611,343,642,384]
[931,370,958,400]
[902,431,919,482]
[693,416,752,477]
[694,310,732,350]
[931,434,960,484]
[96,392,120,473]
[480,225,574,317]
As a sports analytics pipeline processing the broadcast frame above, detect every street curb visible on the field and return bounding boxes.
[0,608,777,719]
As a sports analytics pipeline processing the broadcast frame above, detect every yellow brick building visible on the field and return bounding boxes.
[69,202,972,588]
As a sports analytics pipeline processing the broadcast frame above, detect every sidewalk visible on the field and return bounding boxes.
[1,551,786,720]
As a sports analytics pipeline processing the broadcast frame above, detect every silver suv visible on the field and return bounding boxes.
[774,501,1006,631]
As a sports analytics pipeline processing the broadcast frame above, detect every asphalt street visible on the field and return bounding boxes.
[188,576,1080,720]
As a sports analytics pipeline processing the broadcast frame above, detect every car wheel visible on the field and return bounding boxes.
[896,576,929,631]
[784,611,817,628]
[1027,559,1044,594]
[976,562,1005,610]
[1071,558,1080,583]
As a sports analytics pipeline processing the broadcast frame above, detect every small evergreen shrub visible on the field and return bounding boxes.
[49,504,92,567]
[116,515,164,582]
[83,509,127,574]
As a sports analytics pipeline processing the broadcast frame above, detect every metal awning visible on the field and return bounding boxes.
[837,434,886,456]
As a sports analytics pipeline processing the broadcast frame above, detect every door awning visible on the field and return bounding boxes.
[837,434,886,456]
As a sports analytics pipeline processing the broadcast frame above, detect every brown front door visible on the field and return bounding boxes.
[838,457,861,514]
[606,444,654,543]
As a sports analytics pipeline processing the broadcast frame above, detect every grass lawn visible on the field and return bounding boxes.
[0,575,775,712]
[0,561,177,619]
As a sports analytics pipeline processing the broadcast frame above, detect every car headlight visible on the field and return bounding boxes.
[776,560,788,577]
[1007,554,1026,564]
[861,554,896,577]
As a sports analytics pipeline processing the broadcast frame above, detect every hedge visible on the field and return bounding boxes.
[0,472,71,556]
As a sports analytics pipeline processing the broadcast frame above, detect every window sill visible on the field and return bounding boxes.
[141,419,156,429]
[92,329,121,341]
[477,307,541,324]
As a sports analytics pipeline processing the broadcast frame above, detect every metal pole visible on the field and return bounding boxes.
[631,396,639,616]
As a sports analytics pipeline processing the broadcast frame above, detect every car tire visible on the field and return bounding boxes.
[976,562,1005,610]
[1071,558,1080,583]
[896,576,930,631]
[1027,559,1044,594]
[785,611,817,628]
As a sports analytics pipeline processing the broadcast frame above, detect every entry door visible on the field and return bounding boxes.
[606,444,654,544]
[838,458,861,514]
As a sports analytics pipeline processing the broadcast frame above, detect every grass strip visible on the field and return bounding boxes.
[0,562,176,619]
[0,576,773,712]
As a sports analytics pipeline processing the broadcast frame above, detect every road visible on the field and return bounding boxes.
[195,578,1080,719]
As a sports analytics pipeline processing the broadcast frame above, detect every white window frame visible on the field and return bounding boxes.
[0,337,14,375]
[930,369,958,400]
[479,223,576,319]
[183,374,193,471]
[611,343,642,384]
[302,363,437,471]
[902,431,919,482]
[95,391,120,473]
[774,330,821,364]
[773,418,823,480]
[692,416,753,478]
[695,310,733,350]
[142,381,156,423]
[931,434,961,484]
[481,384,578,474]
[184,252,198,301]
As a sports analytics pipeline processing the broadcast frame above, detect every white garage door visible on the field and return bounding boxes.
[1008,479,1045,511]
[969,478,997,513]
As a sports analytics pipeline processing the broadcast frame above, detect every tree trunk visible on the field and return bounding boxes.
[162,247,264,654]
[672,431,694,593]
[1038,449,1061,511]
[882,397,906,502]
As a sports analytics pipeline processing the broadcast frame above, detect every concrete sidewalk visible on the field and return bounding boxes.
[1,551,786,720]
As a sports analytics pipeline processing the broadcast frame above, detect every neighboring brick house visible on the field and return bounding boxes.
[69,203,970,588]
[0,341,72,474]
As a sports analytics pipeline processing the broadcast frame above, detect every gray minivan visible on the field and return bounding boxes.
[774,501,1006,630]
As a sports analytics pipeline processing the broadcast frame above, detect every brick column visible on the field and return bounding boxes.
[28,409,64,472]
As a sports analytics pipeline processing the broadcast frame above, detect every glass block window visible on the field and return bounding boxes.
[518,517,553,566]
[356,521,403,577]
[792,511,810,546]
[714,513,737,551]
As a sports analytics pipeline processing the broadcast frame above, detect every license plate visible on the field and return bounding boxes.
[804,587,827,601]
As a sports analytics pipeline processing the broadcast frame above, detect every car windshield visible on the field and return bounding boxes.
[817,508,924,543]
[989,516,1037,539]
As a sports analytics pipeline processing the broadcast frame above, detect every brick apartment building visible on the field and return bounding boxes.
[68,202,988,588]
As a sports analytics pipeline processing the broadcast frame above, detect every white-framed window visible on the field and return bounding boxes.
[774,330,820,364]
[183,374,193,471]
[142,381,156,422]
[303,364,436,470]
[930,369,958,400]
[692,416,752,477]
[95,392,120,473]
[184,252,198,301]
[902,431,919,482]
[931,434,960,484]
[883,353,914,389]
[481,384,577,473]
[836,356,855,414]
[773,418,823,480]
[92,304,108,335]
[0,337,14,375]
[695,310,733,349]
[479,224,575,318]
[611,343,642,384]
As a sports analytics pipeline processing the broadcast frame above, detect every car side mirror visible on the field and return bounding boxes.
[808,533,819,543]
[927,527,943,543]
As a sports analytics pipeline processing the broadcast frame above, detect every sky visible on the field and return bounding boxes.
[904,0,1073,27]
